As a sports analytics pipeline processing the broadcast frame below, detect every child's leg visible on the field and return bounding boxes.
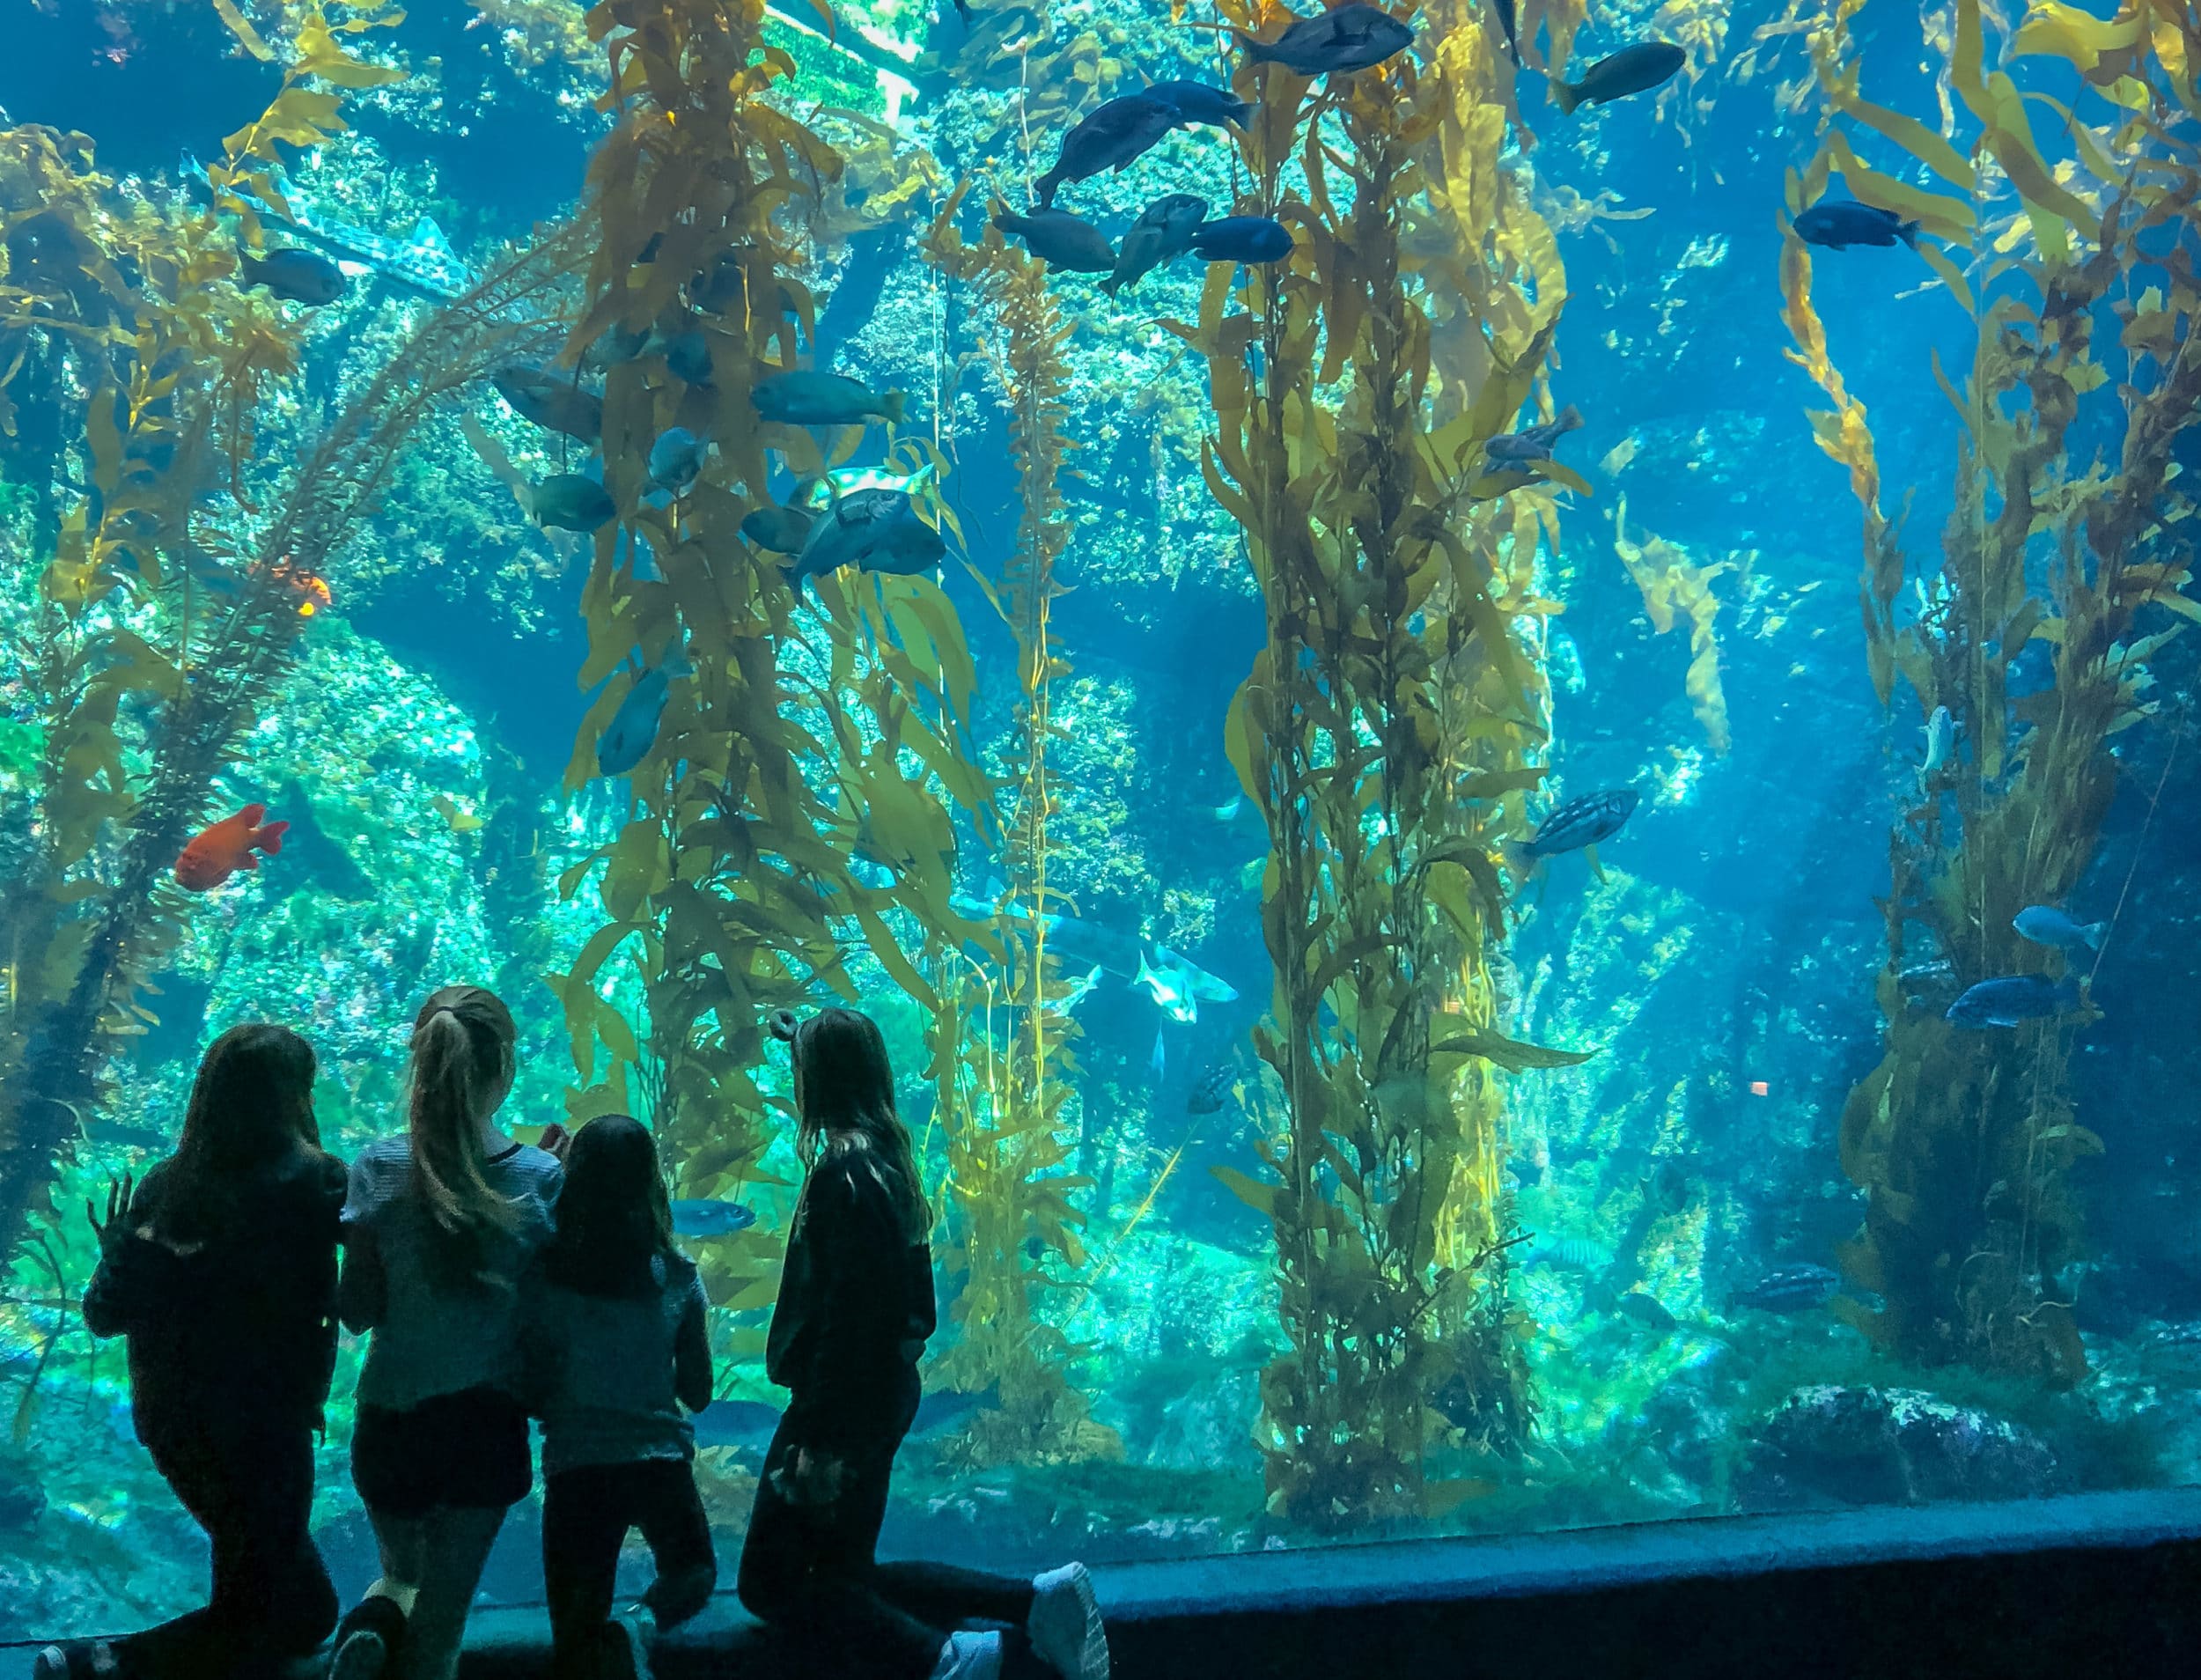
[871,1561,1037,1630]
[629,1460,717,1629]
[541,1466,631,1678]
[393,1505,506,1680]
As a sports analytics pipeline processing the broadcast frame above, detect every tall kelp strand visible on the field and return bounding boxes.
[552,0,993,1356]
[919,194,1117,1465]
[1179,0,1577,1527]
[1781,0,2201,1382]
[0,1,493,1263]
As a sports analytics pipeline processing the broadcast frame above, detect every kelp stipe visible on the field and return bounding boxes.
[1781,0,2201,1382]
[549,0,996,1341]
[918,193,1117,1466]
[1176,0,1576,1528]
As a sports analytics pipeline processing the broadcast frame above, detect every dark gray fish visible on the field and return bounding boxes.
[583,326,653,370]
[1105,193,1207,297]
[1551,41,1686,114]
[786,488,946,593]
[532,474,615,534]
[1793,200,1918,250]
[1146,79,1254,129]
[1616,1291,1677,1331]
[1240,3,1415,74]
[670,1197,755,1238]
[1188,1063,1234,1116]
[1730,1263,1839,1313]
[752,370,906,427]
[1035,93,1180,209]
[1524,788,1639,857]
[239,247,347,305]
[1493,0,1521,67]
[1946,974,2082,1028]
[742,502,818,553]
[491,367,604,444]
[991,207,1116,273]
[662,329,715,386]
[1189,216,1294,265]
[1486,404,1582,464]
[648,427,709,493]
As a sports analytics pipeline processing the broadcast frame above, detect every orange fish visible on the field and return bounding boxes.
[175,804,290,892]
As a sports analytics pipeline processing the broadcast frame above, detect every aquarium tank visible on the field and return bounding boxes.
[0,0,2197,1641]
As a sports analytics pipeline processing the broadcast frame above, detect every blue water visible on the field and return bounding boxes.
[0,0,2196,1645]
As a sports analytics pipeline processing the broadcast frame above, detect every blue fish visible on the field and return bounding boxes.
[596,645,689,778]
[1946,974,2083,1028]
[1145,79,1254,129]
[1793,199,1918,251]
[239,247,347,305]
[1190,216,1295,265]
[671,1198,755,1238]
[648,427,710,492]
[2013,906,2106,953]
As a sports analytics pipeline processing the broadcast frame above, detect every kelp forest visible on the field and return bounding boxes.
[0,0,2199,1635]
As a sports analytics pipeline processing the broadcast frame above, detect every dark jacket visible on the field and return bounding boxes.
[84,1150,349,1438]
[764,1144,935,1433]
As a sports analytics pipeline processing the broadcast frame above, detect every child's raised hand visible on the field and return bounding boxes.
[85,1174,135,1244]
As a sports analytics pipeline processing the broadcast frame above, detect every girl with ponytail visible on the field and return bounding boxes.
[328,985,564,1680]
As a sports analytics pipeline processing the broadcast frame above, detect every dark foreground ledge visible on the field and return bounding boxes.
[17,1488,2201,1677]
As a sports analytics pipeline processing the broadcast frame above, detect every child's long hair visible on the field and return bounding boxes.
[790,1007,929,1243]
[407,984,520,1286]
[162,1022,328,1243]
[540,1114,674,1299]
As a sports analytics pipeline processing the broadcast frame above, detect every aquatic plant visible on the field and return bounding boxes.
[1613,495,1733,754]
[1780,0,2201,1382]
[917,189,1116,1465]
[1177,0,1580,1527]
[549,0,997,1338]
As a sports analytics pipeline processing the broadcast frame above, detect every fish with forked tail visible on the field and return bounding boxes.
[1794,199,1919,251]
[1487,405,1583,465]
[1105,194,1206,297]
[176,805,289,892]
[1946,974,2083,1028]
[1034,93,1180,210]
[991,206,1116,273]
[1550,42,1686,114]
[1240,3,1414,74]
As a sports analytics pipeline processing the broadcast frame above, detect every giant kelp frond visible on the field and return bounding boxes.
[917,190,1115,1466]
[1174,0,1564,1528]
[1785,0,2201,1383]
[1613,496,1733,755]
[552,0,998,1347]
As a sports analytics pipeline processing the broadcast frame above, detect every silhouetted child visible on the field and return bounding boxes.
[330,985,563,1680]
[41,1023,347,1680]
[517,1113,718,1680]
[737,1007,1110,1680]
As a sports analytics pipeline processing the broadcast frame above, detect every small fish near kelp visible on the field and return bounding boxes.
[647,427,710,494]
[741,502,818,554]
[1105,194,1207,297]
[784,488,946,596]
[1946,974,2085,1029]
[175,805,290,892]
[530,474,615,534]
[597,643,691,779]
[2013,906,2107,953]
[1486,405,1583,466]
[1920,704,1954,779]
[1615,1291,1678,1333]
[992,206,1117,274]
[1550,41,1686,114]
[491,366,604,444]
[1240,3,1414,74]
[1188,1064,1236,1116]
[670,1198,755,1239]
[1145,80,1253,129]
[751,370,907,428]
[1728,1264,1839,1314]
[1503,787,1640,881]
[1190,217,1294,266]
[238,247,348,306]
[1034,92,1181,210]
[1792,199,1918,251]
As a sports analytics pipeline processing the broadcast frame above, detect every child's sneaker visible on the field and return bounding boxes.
[328,1595,406,1680]
[1027,1562,1108,1680]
